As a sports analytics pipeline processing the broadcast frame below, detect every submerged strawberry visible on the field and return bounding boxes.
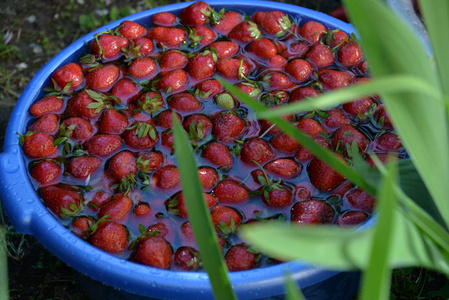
[91,221,129,254]
[51,62,84,91]
[291,200,334,224]
[39,185,83,218]
[225,244,259,271]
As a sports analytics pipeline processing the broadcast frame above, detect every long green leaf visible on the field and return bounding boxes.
[172,116,237,300]
[0,226,8,300]
[360,159,397,300]
[284,272,306,300]
[343,0,449,228]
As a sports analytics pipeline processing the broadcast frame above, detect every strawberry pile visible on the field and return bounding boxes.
[20,2,405,272]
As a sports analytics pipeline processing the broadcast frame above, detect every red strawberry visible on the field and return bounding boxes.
[137,150,164,173]
[61,117,94,141]
[342,97,375,118]
[168,92,201,113]
[99,109,129,134]
[30,95,64,117]
[247,38,277,59]
[110,78,141,106]
[289,87,321,103]
[216,58,250,81]
[133,202,152,217]
[332,124,369,155]
[30,160,62,186]
[373,104,393,129]
[51,62,84,91]
[305,43,335,69]
[330,180,354,198]
[166,191,217,218]
[160,50,189,71]
[317,69,354,90]
[127,57,158,81]
[225,244,259,271]
[240,138,275,165]
[153,12,177,27]
[210,205,242,233]
[214,179,249,204]
[130,37,155,57]
[372,132,402,153]
[358,61,369,75]
[28,113,59,134]
[155,110,182,129]
[185,52,216,81]
[22,132,58,159]
[157,69,188,94]
[149,27,186,48]
[281,41,309,60]
[234,82,260,98]
[189,26,217,47]
[291,200,334,224]
[208,41,239,58]
[212,111,246,143]
[85,64,121,92]
[97,194,133,223]
[198,166,219,191]
[194,79,223,98]
[201,141,233,171]
[108,151,137,182]
[39,185,83,218]
[123,120,158,150]
[299,21,327,45]
[90,34,129,61]
[91,221,129,254]
[67,156,102,178]
[174,246,201,270]
[183,114,213,139]
[264,158,301,179]
[297,118,328,137]
[64,90,102,119]
[295,183,313,201]
[345,188,376,213]
[212,11,243,34]
[132,91,165,118]
[261,71,294,91]
[262,184,293,208]
[336,211,368,226]
[324,29,349,48]
[118,20,147,39]
[270,132,300,154]
[322,108,350,132]
[152,165,180,190]
[228,21,261,44]
[179,1,211,26]
[84,134,123,157]
[338,42,364,68]
[146,221,172,240]
[71,216,93,240]
[308,153,346,192]
[295,136,330,162]
[131,236,172,269]
[266,54,287,69]
[252,10,292,37]
[285,59,313,83]
[87,191,112,211]
[161,130,175,153]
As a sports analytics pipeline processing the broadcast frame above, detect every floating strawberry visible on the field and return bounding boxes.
[189,26,217,47]
[153,12,177,27]
[308,153,346,192]
[345,188,376,213]
[71,216,94,240]
[30,160,62,186]
[51,62,84,92]
[295,136,330,162]
[183,114,213,140]
[342,97,375,119]
[152,165,181,190]
[133,202,152,218]
[179,1,211,26]
[186,52,216,81]
[322,108,350,132]
[194,79,223,98]
[247,38,278,59]
[84,134,123,157]
[149,27,187,48]
[30,95,64,117]
[90,221,129,254]
[216,58,250,81]
[67,156,102,178]
[118,20,147,39]
[228,21,261,44]
[130,236,172,269]
[297,118,328,137]
[212,11,243,34]
[336,211,369,226]
[285,59,313,83]
[201,141,234,171]
[61,117,94,141]
[252,10,292,37]
[305,43,335,69]
[155,110,182,129]
[137,150,164,173]
[208,41,239,58]
[166,191,217,218]
[157,69,189,94]
[210,205,242,234]
[332,124,369,156]
[97,194,133,223]
[239,138,275,165]
[264,158,301,179]
[90,34,129,61]
[281,41,309,60]
[338,42,364,68]
[108,151,137,182]
[123,121,158,150]
[317,69,354,90]
[372,132,403,153]
[20,131,58,159]
[291,200,334,224]
[270,132,300,154]
[39,185,83,218]
[28,113,59,135]
[160,50,189,71]
[168,92,202,114]
[174,246,201,271]
[99,109,129,134]
[127,57,158,81]
[214,179,249,204]
[260,71,294,91]
[373,104,394,129]
[225,244,259,271]
[299,21,327,45]
[212,111,245,143]
[198,166,219,191]
[85,64,122,92]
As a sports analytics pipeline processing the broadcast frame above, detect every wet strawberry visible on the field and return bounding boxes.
[67,156,102,178]
[131,236,172,269]
[212,11,243,34]
[295,136,330,162]
[297,118,328,137]
[174,246,201,270]
[212,111,245,143]
[118,20,147,39]
[108,151,137,182]
[99,109,129,134]
[317,69,354,90]
[240,138,275,165]
[322,108,350,132]
[30,160,62,186]
[160,50,189,71]
[291,200,334,224]
[208,41,239,58]
[358,61,370,75]
[183,114,213,139]
[372,132,402,153]
[305,43,335,69]
[152,165,180,190]
[130,37,155,57]
[373,104,393,129]
[228,21,261,44]
[210,205,242,234]
[266,54,287,69]
[98,194,133,223]
[39,185,83,218]
[85,64,121,92]
[338,42,364,68]
[189,26,217,47]
[225,244,259,271]
[157,69,189,94]
[28,113,59,135]
[64,90,103,119]
[186,52,216,81]
[61,117,94,141]
[264,158,301,179]
[84,134,123,157]
[330,180,354,198]
[167,191,217,218]
[51,62,84,91]
[336,211,369,226]
[133,202,152,217]
[308,153,346,192]
[270,132,300,154]
[216,58,250,81]
[149,27,187,48]
[87,191,112,211]
[160,130,175,153]
[342,97,375,118]
[21,132,58,159]
[324,29,349,49]
[235,82,260,98]
[71,216,94,240]
[345,188,376,213]
[91,221,129,254]
[137,150,164,173]
[123,121,158,150]
[30,95,64,117]
[194,79,223,98]
[153,110,180,129]
[214,179,249,204]
[90,34,129,61]
[252,10,292,37]
[299,21,327,45]
[179,1,211,26]
[145,221,172,240]
[198,166,219,191]
[365,153,396,168]
[111,78,141,106]
[167,92,201,113]
[289,87,321,103]
[247,38,278,59]
[262,184,293,208]
[153,12,177,27]
[332,124,369,156]
[281,41,309,60]
[201,141,233,171]
[128,57,158,81]
[261,71,294,91]
[285,59,313,84]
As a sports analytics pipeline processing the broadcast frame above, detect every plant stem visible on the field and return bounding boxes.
[0,226,9,300]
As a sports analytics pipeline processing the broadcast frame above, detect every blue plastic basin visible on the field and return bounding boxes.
[0,1,367,299]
